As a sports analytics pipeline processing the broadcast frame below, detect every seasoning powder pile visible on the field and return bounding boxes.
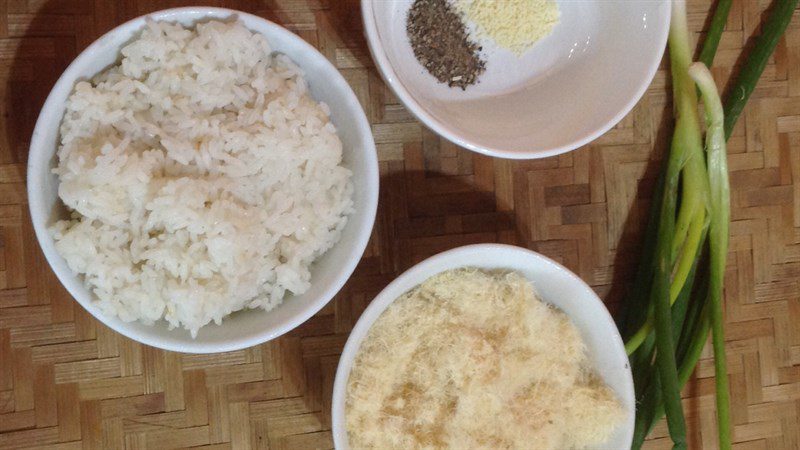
[456,0,560,55]
[406,0,486,89]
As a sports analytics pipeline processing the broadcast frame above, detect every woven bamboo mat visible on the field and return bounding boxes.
[1,0,799,448]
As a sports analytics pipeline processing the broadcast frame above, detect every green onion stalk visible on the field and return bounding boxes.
[698,0,732,68]
[723,0,800,138]
[690,61,731,450]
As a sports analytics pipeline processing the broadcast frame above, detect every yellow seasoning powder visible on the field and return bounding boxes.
[456,0,560,55]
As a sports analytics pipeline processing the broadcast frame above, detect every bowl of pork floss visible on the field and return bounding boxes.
[362,0,670,159]
[331,244,635,449]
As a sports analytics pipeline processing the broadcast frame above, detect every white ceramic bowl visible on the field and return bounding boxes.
[362,0,670,159]
[27,7,379,353]
[332,244,634,449]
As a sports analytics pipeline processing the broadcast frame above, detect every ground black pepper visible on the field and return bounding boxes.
[406,0,486,90]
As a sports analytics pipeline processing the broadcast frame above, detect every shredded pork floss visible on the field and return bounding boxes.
[345,269,624,449]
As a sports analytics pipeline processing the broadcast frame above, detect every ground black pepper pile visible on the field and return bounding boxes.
[406,0,486,89]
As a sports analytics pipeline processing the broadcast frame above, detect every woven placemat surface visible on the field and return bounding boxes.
[1,0,799,448]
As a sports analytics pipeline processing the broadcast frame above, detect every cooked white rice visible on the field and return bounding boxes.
[51,19,353,337]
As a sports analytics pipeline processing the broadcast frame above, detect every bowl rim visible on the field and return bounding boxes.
[360,0,671,160]
[331,243,634,449]
[26,6,379,353]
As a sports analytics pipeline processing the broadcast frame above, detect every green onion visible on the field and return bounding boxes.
[723,0,800,138]
[690,61,732,449]
[621,0,796,448]
[698,0,733,67]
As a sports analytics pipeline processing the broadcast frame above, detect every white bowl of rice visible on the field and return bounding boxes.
[27,7,378,353]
